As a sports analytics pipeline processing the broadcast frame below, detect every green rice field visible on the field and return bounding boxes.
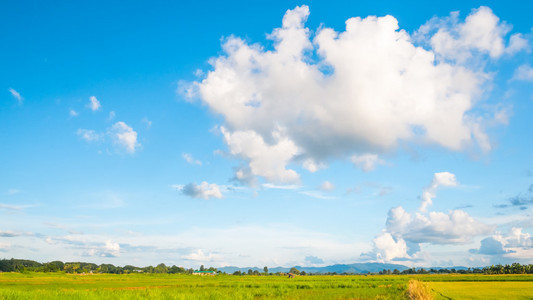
[0,272,532,299]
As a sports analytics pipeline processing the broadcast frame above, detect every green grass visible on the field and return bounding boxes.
[1,272,533,299]
[0,273,409,299]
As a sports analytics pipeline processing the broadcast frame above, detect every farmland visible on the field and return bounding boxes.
[1,273,533,299]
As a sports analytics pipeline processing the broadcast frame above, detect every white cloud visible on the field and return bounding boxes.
[108,111,116,121]
[262,183,300,190]
[0,203,35,211]
[299,190,336,200]
[368,173,491,263]
[174,182,223,200]
[8,88,22,104]
[387,207,492,244]
[77,129,102,142]
[77,122,139,154]
[372,231,410,262]
[188,6,516,183]
[103,240,121,257]
[83,240,121,257]
[232,166,258,187]
[471,227,533,261]
[88,96,101,111]
[302,159,325,173]
[506,33,529,55]
[419,6,527,62]
[320,181,335,191]
[221,127,300,184]
[512,64,533,82]
[420,172,458,212]
[351,154,385,172]
[182,153,202,166]
[69,109,79,117]
[182,249,223,262]
[141,117,152,128]
[109,121,139,154]
[0,230,21,237]
[504,227,533,248]
[371,207,491,263]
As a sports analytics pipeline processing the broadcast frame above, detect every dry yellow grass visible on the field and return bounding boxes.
[407,279,433,300]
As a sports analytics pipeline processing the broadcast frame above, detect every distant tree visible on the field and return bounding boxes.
[42,261,64,272]
[289,267,300,275]
[233,271,242,275]
[248,269,253,275]
[264,266,268,274]
[200,265,205,271]
[123,265,140,274]
[155,263,168,274]
[144,266,155,273]
[392,269,400,275]
[64,263,82,274]
[169,265,185,274]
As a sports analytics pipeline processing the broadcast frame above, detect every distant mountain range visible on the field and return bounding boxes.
[219,262,410,274]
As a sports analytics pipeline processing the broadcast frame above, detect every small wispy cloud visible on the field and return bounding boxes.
[512,64,533,82]
[77,122,140,154]
[108,111,116,121]
[8,88,23,104]
[320,181,335,191]
[351,154,386,172]
[0,203,36,211]
[88,96,101,111]
[262,183,301,190]
[420,172,458,212]
[82,240,121,257]
[173,182,223,200]
[181,249,223,262]
[299,191,336,200]
[77,129,102,142]
[80,193,125,210]
[142,117,152,128]
[109,121,139,154]
[182,153,202,166]
[6,189,20,195]
[0,230,34,237]
[497,184,533,209]
[69,109,79,117]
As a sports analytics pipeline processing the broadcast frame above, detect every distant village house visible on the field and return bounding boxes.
[192,270,217,276]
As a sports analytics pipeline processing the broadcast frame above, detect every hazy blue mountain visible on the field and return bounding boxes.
[218,263,409,274]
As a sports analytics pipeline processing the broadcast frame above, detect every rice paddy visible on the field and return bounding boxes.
[0,272,532,299]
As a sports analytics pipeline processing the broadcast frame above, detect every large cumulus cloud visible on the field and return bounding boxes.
[187,5,524,184]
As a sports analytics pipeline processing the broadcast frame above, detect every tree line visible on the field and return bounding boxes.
[2,259,533,275]
[378,263,533,275]
[0,259,204,274]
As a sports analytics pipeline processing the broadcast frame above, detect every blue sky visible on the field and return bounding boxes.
[1,0,533,268]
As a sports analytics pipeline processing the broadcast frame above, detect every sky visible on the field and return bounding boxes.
[1,0,533,268]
